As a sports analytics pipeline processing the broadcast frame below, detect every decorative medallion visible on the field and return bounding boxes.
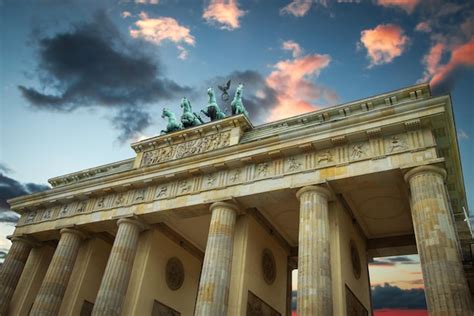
[262,248,276,285]
[166,257,184,291]
[350,239,361,279]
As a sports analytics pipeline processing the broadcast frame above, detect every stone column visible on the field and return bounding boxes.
[195,202,238,316]
[405,166,473,315]
[0,236,36,315]
[296,186,332,316]
[30,228,85,316]
[92,218,145,316]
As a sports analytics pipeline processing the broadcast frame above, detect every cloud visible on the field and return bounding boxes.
[135,0,159,4]
[280,0,313,17]
[377,0,420,14]
[266,42,338,121]
[386,256,419,264]
[419,42,445,82]
[282,40,303,58]
[415,21,431,32]
[18,12,192,142]
[0,171,49,224]
[369,259,396,266]
[130,12,195,46]
[458,129,470,140]
[429,37,474,92]
[359,24,409,68]
[203,0,246,30]
[372,283,427,309]
[121,11,132,18]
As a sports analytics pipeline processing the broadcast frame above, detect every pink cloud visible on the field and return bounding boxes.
[280,0,313,17]
[415,21,431,32]
[265,43,337,121]
[377,0,420,14]
[360,24,409,68]
[430,37,474,88]
[121,11,132,19]
[419,42,445,82]
[129,12,194,59]
[282,40,302,58]
[202,0,246,30]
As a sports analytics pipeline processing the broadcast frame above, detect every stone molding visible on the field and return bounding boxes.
[60,228,86,240]
[117,217,147,232]
[296,186,332,201]
[16,129,436,228]
[209,201,240,214]
[404,165,447,183]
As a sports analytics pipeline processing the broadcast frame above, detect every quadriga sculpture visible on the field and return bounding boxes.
[161,108,183,135]
[180,97,204,128]
[231,83,249,116]
[201,87,226,121]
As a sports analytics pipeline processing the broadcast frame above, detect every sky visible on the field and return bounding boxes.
[1,0,473,313]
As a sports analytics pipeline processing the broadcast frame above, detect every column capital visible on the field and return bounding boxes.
[209,201,240,214]
[404,165,447,183]
[296,185,331,201]
[60,228,86,240]
[117,217,147,231]
[8,235,39,247]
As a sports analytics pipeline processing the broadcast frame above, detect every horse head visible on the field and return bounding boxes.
[162,108,171,119]
[236,83,244,97]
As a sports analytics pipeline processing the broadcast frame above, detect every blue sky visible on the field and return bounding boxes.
[0,0,473,311]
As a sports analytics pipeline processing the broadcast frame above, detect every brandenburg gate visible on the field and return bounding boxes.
[1,83,473,315]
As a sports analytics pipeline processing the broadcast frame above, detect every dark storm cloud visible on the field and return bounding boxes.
[368,258,396,266]
[0,172,50,224]
[19,12,192,142]
[386,256,419,264]
[372,283,427,309]
[206,70,278,124]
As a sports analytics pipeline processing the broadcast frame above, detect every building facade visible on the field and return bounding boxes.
[0,83,473,315]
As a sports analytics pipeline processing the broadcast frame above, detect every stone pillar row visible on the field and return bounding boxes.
[405,166,473,316]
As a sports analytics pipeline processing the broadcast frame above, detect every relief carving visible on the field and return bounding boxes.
[256,163,269,177]
[229,169,241,183]
[76,201,87,213]
[115,193,126,206]
[156,186,168,199]
[287,157,302,171]
[388,135,407,152]
[42,208,53,220]
[25,211,36,224]
[141,131,231,167]
[165,257,185,291]
[178,180,191,194]
[134,188,146,202]
[350,144,365,160]
[317,150,333,164]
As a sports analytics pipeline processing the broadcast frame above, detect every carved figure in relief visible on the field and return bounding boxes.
[42,209,53,219]
[389,136,407,152]
[288,157,302,171]
[257,163,269,177]
[96,197,106,208]
[115,193,126,205]
[351,144,364,160]
[178,180,191,193]
[317,151,333,164]
[76,201,87,213]
[25,211,36,223]
[180,97,204,128]
[59,204,69,216]
[230,169,241,183]
[207,174,217,186]
[135,189,146,201]
[161,108,183,135]
[231,83,249,116]
[201,88,226,121]
[156,186,168,198]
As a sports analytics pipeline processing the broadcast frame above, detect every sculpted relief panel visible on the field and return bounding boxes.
[18,130,434,226]
[141,131,231,167]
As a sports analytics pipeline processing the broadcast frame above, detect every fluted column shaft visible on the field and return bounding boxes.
[195,202,238,316]
[405,166,473,315]
[296,186,332,316]
[30,228,85,316]
[0,236,35,315]
[92,218,144,316]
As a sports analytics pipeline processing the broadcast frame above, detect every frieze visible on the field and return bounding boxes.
[18,130,435,226]
[141,131,231,167]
